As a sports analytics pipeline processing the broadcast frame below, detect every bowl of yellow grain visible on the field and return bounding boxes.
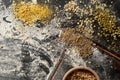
[63,66,100,80]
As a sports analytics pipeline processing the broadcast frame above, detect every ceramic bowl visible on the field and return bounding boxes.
[62,66,100,80]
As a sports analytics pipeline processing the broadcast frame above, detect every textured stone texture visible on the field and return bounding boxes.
[0,0,120,80]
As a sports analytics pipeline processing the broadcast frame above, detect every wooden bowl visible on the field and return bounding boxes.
[62,66,100,80]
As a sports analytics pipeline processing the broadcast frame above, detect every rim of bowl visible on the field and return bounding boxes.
[62,66,100,80]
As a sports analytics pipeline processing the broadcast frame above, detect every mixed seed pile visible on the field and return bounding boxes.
[59,1,95,58]
[65,69,97,80]
[60,0,120,54]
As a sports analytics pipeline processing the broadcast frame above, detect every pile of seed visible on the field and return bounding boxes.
[60,28,93,58]
[62,0,120,53]
[94,8,119,40]
[93,2,120,52]
[65,69,97,80]
[63,0,94,38]
[13,1,53,25]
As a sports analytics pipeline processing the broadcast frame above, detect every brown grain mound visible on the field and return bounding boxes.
[60,28,93,58]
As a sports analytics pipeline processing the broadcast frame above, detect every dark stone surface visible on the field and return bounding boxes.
[0,0,120,80]
[2,0,13,8]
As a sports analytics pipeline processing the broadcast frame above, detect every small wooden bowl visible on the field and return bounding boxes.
[62,66,100,80]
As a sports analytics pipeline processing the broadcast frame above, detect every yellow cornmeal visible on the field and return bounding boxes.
[13,2,53,25]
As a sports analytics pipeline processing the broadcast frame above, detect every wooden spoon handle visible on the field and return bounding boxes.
[96,45,120,61]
